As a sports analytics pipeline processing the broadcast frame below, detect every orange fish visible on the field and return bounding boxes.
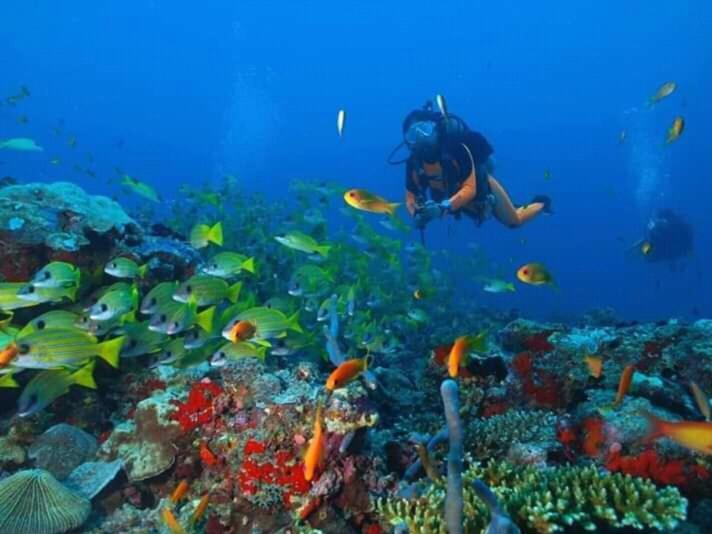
[613,364,635,407]
[199,442,218,467]
[0,343,18,368]
[225,320,256,343]
[162,507,185,534]
[432,343,478,378]
[448,336,469,378]
[447,332,486,378]
[584,355,603,378]
[170,479,189,504]
[643,412,712,456]
[582,417,605,458]
[343,189,400,216]
[304,405,325,481]
[325,357,369,391]
[191,493,210,525]
[431,344,453,367]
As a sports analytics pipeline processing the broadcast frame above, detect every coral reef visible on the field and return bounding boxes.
[0,433,26,466]
[378,460,688,533]
[63,459,123,499]
[99,388,182,481]
[0,469,91,534]
[465,409,557,459]
[28,423,98,480]
[0,181,140,280]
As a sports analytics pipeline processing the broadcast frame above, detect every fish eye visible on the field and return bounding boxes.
[217,352,225,358]
[165,350,173,357]
[149,298,157,306]
[160,314,167,322]
[172,322,180,330]
[349,192,356,197]
[111,262,117,268]
[212,263,218,269]
[27,285,35,294]
[42,271,51,280]
[185,285,192,294]
[523,269,529,275]
[128,339,138,348]
[18,343,30,354]
[100,304,108,312]
[36,320,46,329]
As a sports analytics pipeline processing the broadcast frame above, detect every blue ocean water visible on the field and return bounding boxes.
[1,1,711,321]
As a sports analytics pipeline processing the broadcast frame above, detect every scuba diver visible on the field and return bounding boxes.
[636,209,693,263]
[389,101,552,231]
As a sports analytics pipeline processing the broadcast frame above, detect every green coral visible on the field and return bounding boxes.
[465,410,557,459]
[377,461,687,533]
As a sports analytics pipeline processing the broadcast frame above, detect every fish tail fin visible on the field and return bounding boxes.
[640,410,666,444]
[288,311,303,333]
[97,336,124,368]
[241,257,256,274]
[138,264,149,278]
[66,285,79,302]
[256,345,267,361]
[209,222,224,246]
[227,281,242,304]
[466,331,488,352]
[316,245,331,257]
[70,359,97,389]
[121,310,137,324]
[0,373,19,388]
[364,353,374,370]
[387,202,401,216]
[197,306,215,332]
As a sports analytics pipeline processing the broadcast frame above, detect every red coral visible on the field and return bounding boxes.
[171,381,224,433]
[512,351,533,375]
[481,401,509,418]
[513,351,564,409]
[522,331,554,353]
[244,439,266,454]
[237,439,311,506]
[581,417,605,458]
[606,448,689,486]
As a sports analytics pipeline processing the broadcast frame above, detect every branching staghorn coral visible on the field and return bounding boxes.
[465,410,557,459]
[377,460,687,533]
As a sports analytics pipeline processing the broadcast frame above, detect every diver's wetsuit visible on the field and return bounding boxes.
[405,130,495,224]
